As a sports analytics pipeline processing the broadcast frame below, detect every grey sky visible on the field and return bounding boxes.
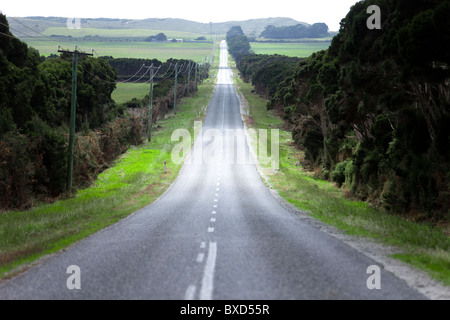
[1,0,361,31]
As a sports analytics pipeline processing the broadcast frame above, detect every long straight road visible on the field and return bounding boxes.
[0,41,426,300]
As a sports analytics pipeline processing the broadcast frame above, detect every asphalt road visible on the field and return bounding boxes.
[0,41,426,300]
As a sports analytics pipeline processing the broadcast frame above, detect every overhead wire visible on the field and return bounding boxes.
[126,64,153,84]
[0,21,60,48]
[87,49,121,83]
[143,65,162,84]
[178,61,190,76]
[161,63,178,79]
[186,60,196,75]
[0,30,20,40]
[2,18,94,59]
[7,16,64,46]
[156,62,173,79]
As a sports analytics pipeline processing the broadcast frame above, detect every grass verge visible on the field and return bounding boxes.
[0,50,218,279]
[232,66,450,287]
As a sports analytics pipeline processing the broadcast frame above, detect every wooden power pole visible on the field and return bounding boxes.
[58,46,93,194]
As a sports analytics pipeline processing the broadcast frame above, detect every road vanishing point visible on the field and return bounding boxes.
[0,41,427,300]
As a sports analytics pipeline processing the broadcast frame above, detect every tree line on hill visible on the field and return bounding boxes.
[0,14,206,210]
[260,23,329,39]
[231,0,450,220]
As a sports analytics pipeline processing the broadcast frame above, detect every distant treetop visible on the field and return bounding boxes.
[226,26,245,41]
[145,32,167,42]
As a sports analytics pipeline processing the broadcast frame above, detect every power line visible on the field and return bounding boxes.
[118,64,148,83]
[178,61,191,75]
[5,17,87,52]
[143,65,162,84]
[126,64,153,84]
[81,67,118,85]
[0,30,20,40]
[86,63,148,85]
[0,21,60,48]
[156,63,173,79]
[91,50,122,83]
[78,61,174,86]
[7,16,63,45]
[161,63,178,79]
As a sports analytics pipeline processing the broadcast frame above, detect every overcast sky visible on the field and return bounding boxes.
[1,0,361,31]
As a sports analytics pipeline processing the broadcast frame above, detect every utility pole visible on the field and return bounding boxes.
[211,44,215,66]
[210,22,213,43]
[202,58,206,81]
[58,46,93,194]
[194,61,198,90]
[174,63,178,115]
[148,67,154,142]
[187,60,191,95]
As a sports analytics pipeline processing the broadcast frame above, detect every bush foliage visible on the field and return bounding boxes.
[233,0,450,218]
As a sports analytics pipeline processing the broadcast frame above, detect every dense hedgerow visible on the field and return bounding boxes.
[234,0,450,219]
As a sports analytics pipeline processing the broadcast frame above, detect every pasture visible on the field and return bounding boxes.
[42,27,206,41]
[112,83,150,105]
[250,41,331,58]
[25,39,215,61]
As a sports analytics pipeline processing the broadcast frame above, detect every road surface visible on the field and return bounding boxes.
[0,41,426,300]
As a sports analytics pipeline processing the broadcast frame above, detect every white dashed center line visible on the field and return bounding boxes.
[199,242,217,300]
[196,253,205,263]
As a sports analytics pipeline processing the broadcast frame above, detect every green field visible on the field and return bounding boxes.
[25,40,215,60]
[112,83,150,104]
[42,27,206,40]
[20,24,215,60]
[250,42,331,57]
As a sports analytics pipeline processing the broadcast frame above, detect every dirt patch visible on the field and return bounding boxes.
[244,115,254,126]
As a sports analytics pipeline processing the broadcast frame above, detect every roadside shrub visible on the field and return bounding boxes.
[0,132,34,210]
[344,160,355,190]
[25,116,68,195]
[331,160,351,187]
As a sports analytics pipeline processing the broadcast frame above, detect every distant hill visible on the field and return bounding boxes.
[211,17,309,36]
[8,16,308,37]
